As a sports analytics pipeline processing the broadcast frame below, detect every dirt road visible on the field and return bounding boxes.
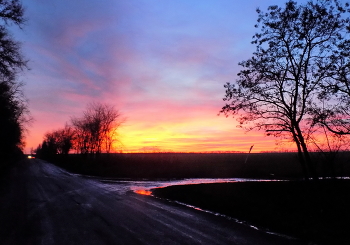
[0,159,310,244]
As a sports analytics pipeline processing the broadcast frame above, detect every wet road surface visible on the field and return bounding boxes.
[0,159,312,244]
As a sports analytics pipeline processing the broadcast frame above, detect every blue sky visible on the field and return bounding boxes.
[15,0,308,153]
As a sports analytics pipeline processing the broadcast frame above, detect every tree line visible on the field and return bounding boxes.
[221,0,350,180]
[36,102,124,157]
[0,0,30,167]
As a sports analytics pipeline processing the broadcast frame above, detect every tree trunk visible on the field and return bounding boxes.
[292,130,310,181]
[294,124,318,181]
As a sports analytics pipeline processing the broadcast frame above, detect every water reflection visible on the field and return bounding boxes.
[134,190,152,196]
[129,178,279,196]
[93,177,281,196]
[92,177,293,240]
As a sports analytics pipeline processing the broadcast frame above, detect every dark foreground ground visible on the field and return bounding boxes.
[0,159,310,245]
[152,180,350,245]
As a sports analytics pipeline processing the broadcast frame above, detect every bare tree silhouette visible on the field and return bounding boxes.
[221,0,350,181]
[71,102,124,155]
[0,0,29,165]
[38,124,75,156]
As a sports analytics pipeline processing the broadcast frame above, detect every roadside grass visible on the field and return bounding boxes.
[152,180,350,245]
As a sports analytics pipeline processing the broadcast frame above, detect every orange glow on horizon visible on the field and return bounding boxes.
[25,115,292,154]
[24,103,295,154]
[114,116,286,153]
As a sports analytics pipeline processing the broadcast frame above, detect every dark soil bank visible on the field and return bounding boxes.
[152,180,350,245]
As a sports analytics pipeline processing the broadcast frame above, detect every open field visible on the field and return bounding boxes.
[40,152,350,179]
[152,180,350,245]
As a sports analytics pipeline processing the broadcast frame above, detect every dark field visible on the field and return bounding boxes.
[152,180,350,245]
[39,152,350,179]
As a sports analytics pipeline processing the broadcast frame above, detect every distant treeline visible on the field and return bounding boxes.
[37,152,350,180]
[35,102,124,157]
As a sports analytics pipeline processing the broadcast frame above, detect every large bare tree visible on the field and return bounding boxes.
[221,0,350,180]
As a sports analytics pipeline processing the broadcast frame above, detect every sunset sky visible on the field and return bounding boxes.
[15,0,307,153]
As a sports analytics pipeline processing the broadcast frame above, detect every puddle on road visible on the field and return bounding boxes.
[131,178,295,241]
[130,178,281,196]
[87,176,283,196]
[134,189,152,196]
[93,177,295,240]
